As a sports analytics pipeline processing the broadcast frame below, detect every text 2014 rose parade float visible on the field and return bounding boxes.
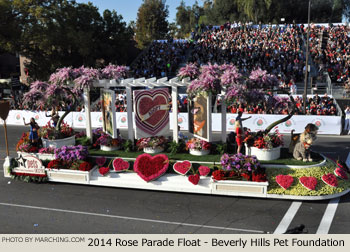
[7,63,350,200]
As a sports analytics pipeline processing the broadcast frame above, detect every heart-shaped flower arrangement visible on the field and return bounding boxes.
[322,173,338,187]
[113,158,130,172]
[134,154,169,182]
[99,167,110,176]
[299,176,317,190]
[188,174,200,185]
[198,166,211,177]
[276,175,294,190]
[334,168,348,180]
[173,161,191,175]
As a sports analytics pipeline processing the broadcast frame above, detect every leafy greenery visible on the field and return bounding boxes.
[135,0,169,49]
[167,140,186,155]
[215,143,227,155]
[122,140,134,152]
[76,136,91,146]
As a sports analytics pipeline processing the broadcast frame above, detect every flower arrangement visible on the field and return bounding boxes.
[16,133,31,152]
[38,147,56,154]
[39,121,75,140]
[54,145,88,162]
[100,64,129,80]
[94,133,123,147]
[185,138,211,151]
[136,136,167,151]
[177,63,200,80]
[47,159,93,171]
[244,130,283,150]
[17,143,38,153]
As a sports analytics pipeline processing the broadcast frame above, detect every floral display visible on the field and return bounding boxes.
[275,174,294,190]
[299,176,318,190]
[185,138,211,151]
[38,147,56,154]
[79,161,93,172]
[173,161,192,175]
[47,159,61,169]
[95,156,106,167]
[94,133,123,147]
[244,130,283,150]
[321,173,338,187]
[220,153,260,174]
[334,168,348,180]
[198,166,211,177]
[133,154,169,182]
[100,64,128,80]
[99,167,110,176]
[16,133,31,152]
[136,136,167,151]
[54,145,88,162]
[188,174,200,185]
[112,158,130,172]
[177,63,200,80]
[39,121,74,140]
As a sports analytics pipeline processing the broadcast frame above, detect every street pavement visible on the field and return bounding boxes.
[0,125,349,234]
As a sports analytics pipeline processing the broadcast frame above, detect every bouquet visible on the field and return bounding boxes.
[244,130,283,150]
[136,136,167,150]
[185,138,211,151]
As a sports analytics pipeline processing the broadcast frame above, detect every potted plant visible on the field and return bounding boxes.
[95,133,124,151]
[244,130,284,160]
[136,136,167,154]
[186,138,211,156]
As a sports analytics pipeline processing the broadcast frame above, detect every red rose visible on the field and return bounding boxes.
[79,162,92,172]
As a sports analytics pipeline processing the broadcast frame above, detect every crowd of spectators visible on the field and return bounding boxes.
[308,24,350,84]
[131,40,190,79]
[189,23,305,85]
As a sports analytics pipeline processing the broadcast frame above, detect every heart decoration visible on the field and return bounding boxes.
[95,156,106,167]
[275,174,294,190]
[334,168,348,180]
[134,89,169,136]
[134,153,169,182]
[322,173,338,187]
[188,174,200,185]
[113,158,130,172]
[198,166,211,177]
[299,176,317,190]
[173,161,191,175]
[99,167,110,176]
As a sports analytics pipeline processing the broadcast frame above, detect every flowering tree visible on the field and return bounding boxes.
[23,64,128,137]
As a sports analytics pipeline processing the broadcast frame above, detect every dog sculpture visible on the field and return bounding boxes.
[289,123,318,162]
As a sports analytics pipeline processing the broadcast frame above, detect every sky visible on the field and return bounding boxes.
[75,0,202,24]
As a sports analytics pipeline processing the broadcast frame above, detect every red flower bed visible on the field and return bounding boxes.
[79,161,93,172]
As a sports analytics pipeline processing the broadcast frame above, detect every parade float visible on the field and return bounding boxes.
[2,63,350,200]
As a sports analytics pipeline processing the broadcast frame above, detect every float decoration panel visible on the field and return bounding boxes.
[101,89,118,138]
[133,88,170,138]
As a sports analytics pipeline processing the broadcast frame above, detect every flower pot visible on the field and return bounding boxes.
[245,145,281,161]
[143,147,164,154]
[189,149,210,156]
[41,135,76,149]
[100,145,120,152]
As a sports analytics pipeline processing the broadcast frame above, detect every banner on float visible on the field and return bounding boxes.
[169,113,189,131]
[91,112,103,128]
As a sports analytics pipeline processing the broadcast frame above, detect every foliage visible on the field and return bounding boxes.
[135,0,169,49]
[0,0,134,80]
[123,140,134,152]
[215,143,227,155]
[167,140,186,155]
[76,136,91,146]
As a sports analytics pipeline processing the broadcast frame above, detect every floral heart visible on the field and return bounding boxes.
[198,166,211,176]
[275,174,294,190]
[134,153,169,182]
[299,176,317,190]
[173,161,191,175]
[96,156,106,167]
[188,174,200,185]
[113,158,129,172]
[322,173,338,187]
[99,167,110,176]
[134,89,169,135]
[334,168,348,180]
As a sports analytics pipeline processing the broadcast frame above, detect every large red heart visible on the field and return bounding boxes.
[299,176,317,190]
[134,89,169,135]
[134,154,169,182]
[276,174,294,190]
[173,161,191,175]
[113,158,129,172]
[334,168,348,180]
[188,174,200,185]
[322,173,338,187]
[99,167,110,176]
